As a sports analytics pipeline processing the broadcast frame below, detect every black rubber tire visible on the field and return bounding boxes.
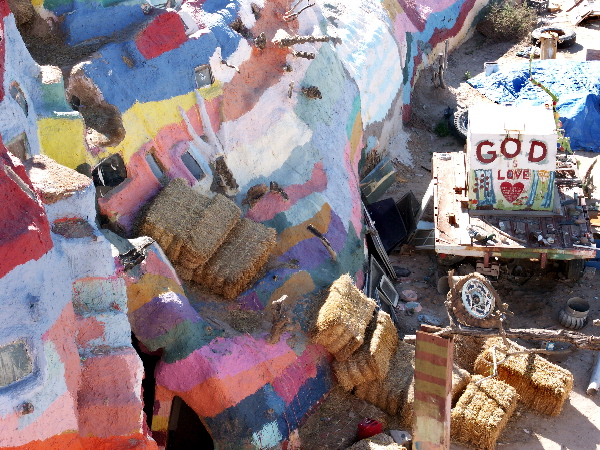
[566,259,585,281]
[452,109,468,142]
[531,26,576,48]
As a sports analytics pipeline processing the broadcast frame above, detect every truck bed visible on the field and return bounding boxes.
[433,152,596,261]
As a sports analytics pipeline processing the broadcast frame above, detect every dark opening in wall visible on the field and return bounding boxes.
[181,151,205,181]
[131,334,160,430]
[167,396,214,450]
[194,65,214,89]
[145,151,168,185]
[9,82,28,117]
[92,153,127,194]
[69,95,81,111]
[5,133,30,162]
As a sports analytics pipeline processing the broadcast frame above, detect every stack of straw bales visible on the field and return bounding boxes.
[474,337,573,416]
[346,433,407,450]
[193,218,276,299]
[354,341,415,417]
[333,310,399,390]
[451,375,519,450]
[140,178,276,299]
[313,274,377,359]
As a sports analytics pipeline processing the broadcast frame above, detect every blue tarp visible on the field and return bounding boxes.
[468,61,600,152]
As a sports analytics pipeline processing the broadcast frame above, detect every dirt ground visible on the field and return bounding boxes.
[385,2,600,449]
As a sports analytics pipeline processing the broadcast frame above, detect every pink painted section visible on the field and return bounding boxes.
[142,250,180,284]
[0,391,79,448]
[76,316,105,349]
[136,12,188,60]
[272,344,329,404]
[77,348,144,438]
[245,162,327,222]
[155,334,295,392]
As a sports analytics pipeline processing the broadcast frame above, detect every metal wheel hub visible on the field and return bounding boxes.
[461,279,495,319]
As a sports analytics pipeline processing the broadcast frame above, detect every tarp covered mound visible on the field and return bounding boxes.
[468,61,600,152]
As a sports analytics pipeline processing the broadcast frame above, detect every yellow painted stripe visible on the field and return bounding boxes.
[151,415,169,432]
[416,339,451,359]
[414,359,449,379]
[413,399,441,420]
[415,378,448,398]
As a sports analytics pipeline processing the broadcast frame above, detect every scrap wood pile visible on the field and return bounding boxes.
[140,178,276,299]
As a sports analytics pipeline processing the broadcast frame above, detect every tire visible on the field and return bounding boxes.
[452,109,468,142]
[566,259,585,281]
[531,26,576,48]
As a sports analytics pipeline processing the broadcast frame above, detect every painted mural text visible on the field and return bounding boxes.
[497,168,530,180]
[475,138,548,164]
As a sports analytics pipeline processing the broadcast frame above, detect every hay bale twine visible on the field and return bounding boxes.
[313,274,377,359]
[474,337,573,416]
[451,375,519,450]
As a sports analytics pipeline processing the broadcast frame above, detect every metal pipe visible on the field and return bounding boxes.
[587,352,600,395]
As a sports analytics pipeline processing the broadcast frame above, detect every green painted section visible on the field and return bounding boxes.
[144,319,223,364]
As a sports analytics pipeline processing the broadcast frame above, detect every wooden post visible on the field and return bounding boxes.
[540,32,558,60]
[413,329,454,449]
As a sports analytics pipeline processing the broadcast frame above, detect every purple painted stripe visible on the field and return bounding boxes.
[129,291,201,341]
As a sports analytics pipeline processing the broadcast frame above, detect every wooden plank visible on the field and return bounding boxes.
[413,330,453,450]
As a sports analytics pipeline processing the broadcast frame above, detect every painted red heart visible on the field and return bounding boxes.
[500,181,524,203]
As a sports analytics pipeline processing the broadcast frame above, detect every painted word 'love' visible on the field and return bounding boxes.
[476,138,547,164]
[497,168,530,180]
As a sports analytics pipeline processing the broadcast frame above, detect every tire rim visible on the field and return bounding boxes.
[461,278,495,319]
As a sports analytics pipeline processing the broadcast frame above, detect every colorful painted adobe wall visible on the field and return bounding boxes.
[0,150,155,449]
[0,0,491,448]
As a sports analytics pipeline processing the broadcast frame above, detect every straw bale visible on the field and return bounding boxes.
[355,341,415,416]
[140,179,240,268]
[451,365,471,405]
[194,218,276,300]
[313,274,377,360]
[451,375,519,450]
[333,311,398,390]
[453,334,486,373]
[174,264,194,282]
[347,433,407,450]
[474,337,573,416]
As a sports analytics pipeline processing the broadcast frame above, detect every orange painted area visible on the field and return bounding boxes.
[3,433,157,450]
[172,350,298,417]
[349,109,363,163]
[221,0,296,122]
[75,315,105,349]
[272,203,331,257]
[126,273,185,313]
[42,302,81,396]
[269,270,315,304]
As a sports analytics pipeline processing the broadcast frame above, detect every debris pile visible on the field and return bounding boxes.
[346,432,407,450]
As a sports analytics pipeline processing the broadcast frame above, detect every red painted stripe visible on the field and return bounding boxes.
[414,391,446,418]
[415,349,448,367]
[416,330,451,348]
[414,370,447,387]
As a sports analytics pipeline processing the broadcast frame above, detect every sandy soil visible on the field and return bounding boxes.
[384,2,600,449]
